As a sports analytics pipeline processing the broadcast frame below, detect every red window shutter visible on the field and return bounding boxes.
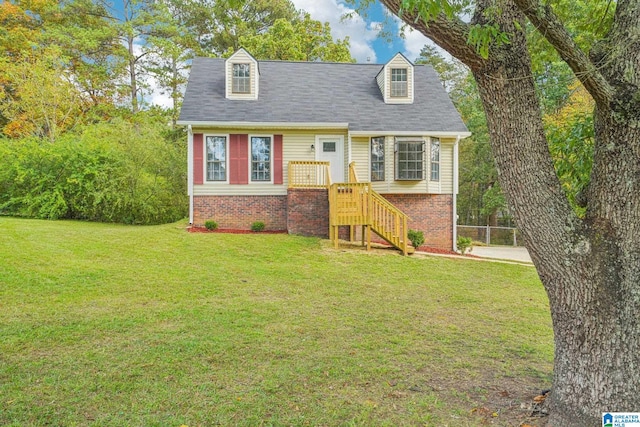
[273,134,283,185]
[229,134,248,184]
[193,133,203,185]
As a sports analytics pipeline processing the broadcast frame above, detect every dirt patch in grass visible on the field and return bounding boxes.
[462,380,550,426]
[401,375,551,426]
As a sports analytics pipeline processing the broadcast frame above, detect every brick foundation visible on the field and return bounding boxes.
[192,192,453,249]
[193,195,287,231]
[381,194,453,250]
[287,188,329,238]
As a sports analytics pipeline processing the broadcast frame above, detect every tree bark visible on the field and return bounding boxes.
[381,0,640,425]
[127,34,139,114]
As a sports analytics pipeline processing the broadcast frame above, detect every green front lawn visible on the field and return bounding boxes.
[0,218,553,426]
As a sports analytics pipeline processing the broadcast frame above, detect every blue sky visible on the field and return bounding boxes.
[289,0,430,63]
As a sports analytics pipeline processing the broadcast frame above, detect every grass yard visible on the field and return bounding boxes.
[0,218,553,426]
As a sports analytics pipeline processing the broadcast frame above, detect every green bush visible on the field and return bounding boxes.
[251,221,266,232]
[0,117,188,224]
[204,220,218,230]
[457,236,473,254]
[408,229,425,249]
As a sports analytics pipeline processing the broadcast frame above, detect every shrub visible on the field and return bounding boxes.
[204,220,218,231]
[0,117,188,224]
[457,236,473,254]
[408,229,425,249]
[251,221,266,232]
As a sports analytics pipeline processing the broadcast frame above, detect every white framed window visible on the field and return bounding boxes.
[206,135,227,181]
[371,136,385,181]
[430,138,440,181]
[395,138,424,180]
[250,136,272,182]
[232,63,250,93]
[391,68,407,97]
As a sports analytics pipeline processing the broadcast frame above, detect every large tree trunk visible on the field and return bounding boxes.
[380,0,640,425]
[474,39,640,427]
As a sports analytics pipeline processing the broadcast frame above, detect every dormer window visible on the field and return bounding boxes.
[376,53,414,104]
[232,63,251,93]
[225,48,259,100]
[391,68,407,97]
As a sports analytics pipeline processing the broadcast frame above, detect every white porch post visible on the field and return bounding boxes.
[452,135,461,252]
[187,125,194,224]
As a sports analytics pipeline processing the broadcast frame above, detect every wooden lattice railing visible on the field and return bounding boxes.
[288,161,331,188]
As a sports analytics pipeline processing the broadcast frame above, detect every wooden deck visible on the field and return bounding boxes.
[289,161,410,255]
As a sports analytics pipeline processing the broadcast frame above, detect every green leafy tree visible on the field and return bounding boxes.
[372,0,638,424]
[415,45,465,91]
[0,47,85,141]
[0,114,187,223]
[204,0,299,56]
[544,82,594,214]
[417,46,504,226]
[42,0,125,108]
[238,13,354,62]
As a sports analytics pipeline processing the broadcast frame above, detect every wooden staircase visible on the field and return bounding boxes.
[329,163,410,255]
[288,161,411,255]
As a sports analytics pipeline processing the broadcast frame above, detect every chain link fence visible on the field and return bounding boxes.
[457,225,524,247]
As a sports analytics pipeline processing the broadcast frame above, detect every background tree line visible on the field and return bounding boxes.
[0,0,353,224]
[0,0,594,228]
[417,32,593,227]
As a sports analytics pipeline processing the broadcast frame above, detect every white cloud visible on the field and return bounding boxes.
[145,77,173,109]
[401,25,430,62]
[290,0,379,63]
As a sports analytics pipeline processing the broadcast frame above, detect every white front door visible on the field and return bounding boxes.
[316,136,344,183]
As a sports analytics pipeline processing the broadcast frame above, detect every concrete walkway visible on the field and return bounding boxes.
[470,246,532,263]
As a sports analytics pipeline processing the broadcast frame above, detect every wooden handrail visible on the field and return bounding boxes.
[369,191,408,255]
[348,161,359,183]
[288,161,331,188]
[329,180,409,255]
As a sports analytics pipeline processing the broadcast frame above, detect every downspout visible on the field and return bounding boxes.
[187,125,194,224]
[452,135,461,252]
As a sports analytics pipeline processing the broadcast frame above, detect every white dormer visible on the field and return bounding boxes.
[376,52,414,104]
[225,48,259,100]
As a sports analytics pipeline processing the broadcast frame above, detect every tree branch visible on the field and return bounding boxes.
[513,0,613,106]
[379,0,486,70]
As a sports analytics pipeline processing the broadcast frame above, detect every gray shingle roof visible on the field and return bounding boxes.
[178,57,468,134]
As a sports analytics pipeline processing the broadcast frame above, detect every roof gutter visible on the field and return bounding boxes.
[176,120,350,129]
[349,130,472,137]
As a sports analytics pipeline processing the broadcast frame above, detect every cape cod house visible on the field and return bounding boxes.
[178,48,470,253]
